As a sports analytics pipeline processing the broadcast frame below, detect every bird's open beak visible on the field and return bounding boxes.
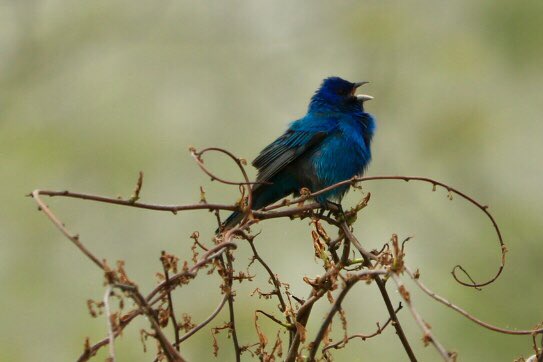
[354,81,369,88]
[356,94,374,102]
[353,81,373,102]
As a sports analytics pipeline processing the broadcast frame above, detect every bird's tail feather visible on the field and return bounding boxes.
[216,181,295,233]
[216,185,270,234]
[216,210,244,234]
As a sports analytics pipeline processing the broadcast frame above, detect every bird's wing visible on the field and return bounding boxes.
[252,129,328,182]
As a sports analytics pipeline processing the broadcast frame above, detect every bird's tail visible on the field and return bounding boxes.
[217,210,244,233]
[216,179,297,233]
[216,184,280,233]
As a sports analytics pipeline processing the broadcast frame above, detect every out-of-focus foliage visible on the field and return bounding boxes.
[1,1,542,361]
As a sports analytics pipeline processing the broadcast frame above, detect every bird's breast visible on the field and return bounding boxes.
[312,121,372,191]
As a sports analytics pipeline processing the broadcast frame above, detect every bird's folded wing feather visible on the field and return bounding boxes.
[252,129,328,182]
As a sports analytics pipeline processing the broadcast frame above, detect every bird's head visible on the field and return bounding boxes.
[310,76,373,112]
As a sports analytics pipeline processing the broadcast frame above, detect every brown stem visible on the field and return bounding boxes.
[114,283,185,362]
[308,269,388,360]
[390,274,452,361]
[255,310,292,329]
[247,237,294,343]
[374,277,417,361]
[262,174,506,289]
[285,289,327,362]
[31,190,105,270]
[32,189,238,214]
[323,303,403,352]
[405,267,543,336]
[340,221,417,362]
[162,264,180,350]
[191,147,256,226]
[176,295,228,345]
[147,240,238,304]
[220,252,242,361]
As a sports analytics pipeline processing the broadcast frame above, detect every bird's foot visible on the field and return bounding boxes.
[323,200,346,221]
[317,207,326,219]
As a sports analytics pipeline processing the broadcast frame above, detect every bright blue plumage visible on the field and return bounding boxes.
[223,76,376,229]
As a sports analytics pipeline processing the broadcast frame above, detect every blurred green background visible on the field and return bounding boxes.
[2,1,542,361]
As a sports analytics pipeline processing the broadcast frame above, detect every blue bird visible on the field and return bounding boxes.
[222,76,375,230]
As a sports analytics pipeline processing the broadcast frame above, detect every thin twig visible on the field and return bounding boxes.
[308,269,389,360]
[374,277,417,361]
[114,283,185,362]
[191,147,257,227]
[221,252,242,362]
[390,274,452,361]
[162,261,181,350]
[352,175,506,289]
[31,190,105,270]
[285,289,327,362]
[247,237,294,342]
[147,240,238,304]
[405,267,543,336]
[176,295,228,345]
[323,302,403,352]
[103,285,115,361]
[261,174,506,289]
[340,221,417,362]
[255,310,293,329]
[80,240,238,360]
[190,146,263,187]
[77,312,138,362]
[32,190,238,214]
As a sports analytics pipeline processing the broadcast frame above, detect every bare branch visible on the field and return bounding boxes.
[405,267,543,336]
[113,283,186,362]
[323,303,403,352]
[247,236,294,342]
[161,253,181,350]
[103,285,116,361]
[31,190,105,270]
[176,295,228,345]
[340,221,417,362]
[308,269,389,360]
[221,252,242,361]
[390,274,453,361]
[285,289,327,362]
[263,174,507,289]
[32,189,238,214]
